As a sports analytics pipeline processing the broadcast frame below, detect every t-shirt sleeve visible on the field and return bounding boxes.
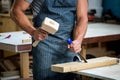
[25,0,33,3]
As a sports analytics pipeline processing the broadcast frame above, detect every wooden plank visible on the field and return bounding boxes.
[51,56,118,73]
[0,62,8,71]
[1,71,19,77]
[75,59,120,80]
[3,59,17,71]
[0,76,20,80]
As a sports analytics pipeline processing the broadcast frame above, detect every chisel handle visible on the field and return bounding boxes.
[67,38,87,63]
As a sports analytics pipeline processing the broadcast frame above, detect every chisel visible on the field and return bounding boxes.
[67,38,87,63]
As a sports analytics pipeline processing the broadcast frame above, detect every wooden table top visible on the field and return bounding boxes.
[83,23,120,44]
[0,31,32,52]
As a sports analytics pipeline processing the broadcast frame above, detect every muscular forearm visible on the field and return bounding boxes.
[73,17,88,43]
[68,17,88,53]
[73,0,88,44]
[10,0,48,41]
[68,0,88,53]
[10,7,36,36]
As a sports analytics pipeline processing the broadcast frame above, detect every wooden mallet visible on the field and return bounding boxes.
[32,17,59,47]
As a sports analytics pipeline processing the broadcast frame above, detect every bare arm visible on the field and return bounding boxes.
[69,0,88,53]
[10,0,48,41]
[10,0,35,35]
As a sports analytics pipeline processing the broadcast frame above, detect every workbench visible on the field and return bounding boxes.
[81,23,120,58]
[0,23,120,78]
[74,59,120,80]
[0,31,32,78]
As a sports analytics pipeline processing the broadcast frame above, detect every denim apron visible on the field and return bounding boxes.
[31,0,77,80]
